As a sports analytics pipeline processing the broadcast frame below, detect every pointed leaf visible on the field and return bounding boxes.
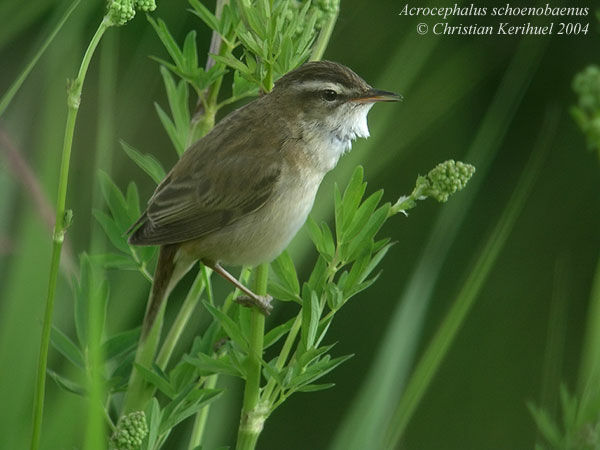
[188,0,221,32]
[301,288,320,350]
[120,140,166,184]
[183,353,242,377]
[203,302,249,352]
[264,316,296,350]
[102,327,140,361]
[50,326,85,369]
[134,363,176,398]
[297,383,336,393]
[270,251,299,295]
[47,369,86,396]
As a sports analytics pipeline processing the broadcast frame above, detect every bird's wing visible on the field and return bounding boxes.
[128,145,281,246]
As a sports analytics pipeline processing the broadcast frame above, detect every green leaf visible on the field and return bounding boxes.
[237,30,265,59]
[183,353,242,377]
[343,189,384,241]
[120,140,166,184]
[270,250,299,295]
[233,69,258,98]
[320,222,335,258]
[345,204,391,262]
[334,184,343,241]
[307,255,328,293]
[182,30,199,74]
[145,398,161,450]
[203,301,249,352]
[339,166,367,236]
[298,344,335,369]
[155,101,184,155]
[527,402,563,446]
[50,326,84,369]
[126,181,141,218]
[90,252,137,270]
[188,0,221,32]
[102,327,140,361]
[264,316,296,350]
[47,369,85,396]
[315,312,334,348]
[211,54,251,75]
[290,354,353,390]
[344,250,372,297]
[301,288,320,350]
[267,280,300,303]
[296,383,336,393]
[159,386,222,434]
[98,170,132,229]
[134,363,176,399]
[324,283,344,311]
[148,16,184,68]
[306,216,323,249]
[159,66,190,155]
[360,242,394,284]
[306,218,334,261]
[240,4,267,38]
[344,273,381,301]
[92,209,129,253]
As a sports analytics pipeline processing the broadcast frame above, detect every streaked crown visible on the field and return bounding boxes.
[273,60,399,104]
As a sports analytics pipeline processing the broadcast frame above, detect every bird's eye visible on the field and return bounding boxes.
[321,89,338,102]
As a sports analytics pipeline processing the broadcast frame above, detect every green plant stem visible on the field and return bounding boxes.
[122,298,167,413]
[189,0,231,144]
[577,254,600,423]
[310,9,339,61]
[262,313,302,402]
[0,0,80,117]
[156,268,206,370]
[188,374,218,450]
[30,17,110,450]
[236,263,268,450]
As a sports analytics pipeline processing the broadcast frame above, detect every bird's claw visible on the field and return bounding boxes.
[235,294,273,315]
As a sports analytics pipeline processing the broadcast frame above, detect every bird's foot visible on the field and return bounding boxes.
[235,294,273,315]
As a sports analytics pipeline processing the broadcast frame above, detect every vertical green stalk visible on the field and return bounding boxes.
[122,299,167,414]
[577,255,600,424]
[85,284,107,450]
[236,263,268,450]
[188,374,218,450]
[262,313,302,402]
[0,0,80,118]
[310,6,339,62]
[30,18,110,450]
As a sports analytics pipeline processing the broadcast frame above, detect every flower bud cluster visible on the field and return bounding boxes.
[418,160,476,203]
[107,0,156,26]
[109,411,148,450]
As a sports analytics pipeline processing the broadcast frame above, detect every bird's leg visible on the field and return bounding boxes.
[203,260,273,315]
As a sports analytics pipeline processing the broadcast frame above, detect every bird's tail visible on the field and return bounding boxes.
[141,244,189,340]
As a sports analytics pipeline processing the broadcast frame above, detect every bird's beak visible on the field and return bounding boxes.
[352,89,402,103]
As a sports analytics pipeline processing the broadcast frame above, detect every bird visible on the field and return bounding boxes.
[127,60,400,337]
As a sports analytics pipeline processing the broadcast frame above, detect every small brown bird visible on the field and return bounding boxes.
[128,60,399,335]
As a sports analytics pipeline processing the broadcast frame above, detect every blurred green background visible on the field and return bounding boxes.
[1,0,599,449]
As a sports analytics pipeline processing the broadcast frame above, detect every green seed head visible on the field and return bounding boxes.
[134,0,156,12]
[419,160,476,203]
[573,65,600,113]
[109,411,148,450]
[107,0,136,26]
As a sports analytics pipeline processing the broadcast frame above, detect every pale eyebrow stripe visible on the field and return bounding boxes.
[297,80,347,93]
